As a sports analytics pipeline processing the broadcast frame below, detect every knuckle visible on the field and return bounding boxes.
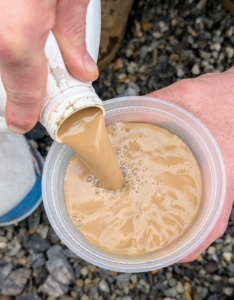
[7,89,40,107]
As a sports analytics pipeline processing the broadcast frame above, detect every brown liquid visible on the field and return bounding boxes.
[60,113,202,255]
[58,108,124,190]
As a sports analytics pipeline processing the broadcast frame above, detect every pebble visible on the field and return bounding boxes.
[24,234,51,252]
[80,266,89,278]
[46,252,75,285]
[0,263,12,289]
[177,68,185,77]
[226,47,234,58]
[1,268,31,296]
[191,64,201,75]
[98,279,110,294]
[164,287,177,298]
[41,275,68,297]
[223,287,234,296]
[222,252,232,263]
[176,281,184,294]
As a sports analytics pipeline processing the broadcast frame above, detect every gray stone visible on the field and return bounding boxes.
[80,266,89,278]
[47,245,63,256]
[177,68,185,77]
[98,279,110,294]
[27,206,41,231]
[89,286,99,299]
[164,287,177,298]
[17,228,29,244]
[176,281,184,293]
[223,287,234,296]
[1,268,31,296]
[169,278,177,287]
[24,234,51,252]
[127,62,138,74]
[9,242,22,256]
[191,64,200,75]
[46,253,75,285]
[116,273,132,283]
[39,225,49,239]
[33,266,48,286]
[227,263,234,272]
[0,263,12,289]
[17,292,40,300]
[199,50,211,60]
[33,257,46,269]
[63,248,80,260]
[130,274,138,284]
[139,46,148,60]
[41,275,68,297]
[226,47,234,58]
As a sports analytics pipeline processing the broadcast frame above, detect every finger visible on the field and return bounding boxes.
[0,0,56,133]
[2,53,48,133]
[53,0,99,83]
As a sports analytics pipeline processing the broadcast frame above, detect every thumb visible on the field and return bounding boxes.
[1,51,48,133]
[53,0,99,83]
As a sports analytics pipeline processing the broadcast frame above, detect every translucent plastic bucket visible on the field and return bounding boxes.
[42,96,226,272]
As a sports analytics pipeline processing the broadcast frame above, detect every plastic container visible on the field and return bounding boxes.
[0,135,43,226]
[42,96,226,272]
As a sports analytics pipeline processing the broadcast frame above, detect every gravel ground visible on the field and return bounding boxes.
[1,0,234,299]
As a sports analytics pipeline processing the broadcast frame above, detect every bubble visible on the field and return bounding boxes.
[124,145,128,150]
[113,191,117,195]
[94,189,101,194]
[121,167,128,177]
[76,220,83,227]
[132,168,139,176]
[136,176,141,181]
[126,128,130,132]
[132,186,136,190]
[128,174,132,178]
[86,176,93,182]
[93,178,102,188]
[115,148,121,155]
[132,181,136,186]
[111,123,118,131]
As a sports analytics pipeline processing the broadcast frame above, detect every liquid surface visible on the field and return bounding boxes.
[58,108,124,190]
[64,122,202,255]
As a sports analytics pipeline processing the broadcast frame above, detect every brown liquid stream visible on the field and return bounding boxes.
[58,108,124,190]
[59,109,202,255]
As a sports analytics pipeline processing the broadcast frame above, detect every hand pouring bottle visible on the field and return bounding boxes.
[0,0,102,223]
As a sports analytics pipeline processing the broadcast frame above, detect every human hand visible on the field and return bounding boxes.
[147,67,234,262]
[0,0,98,133]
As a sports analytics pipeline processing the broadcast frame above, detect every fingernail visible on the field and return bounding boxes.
[8,124,26,134]
[84,52,98,73]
